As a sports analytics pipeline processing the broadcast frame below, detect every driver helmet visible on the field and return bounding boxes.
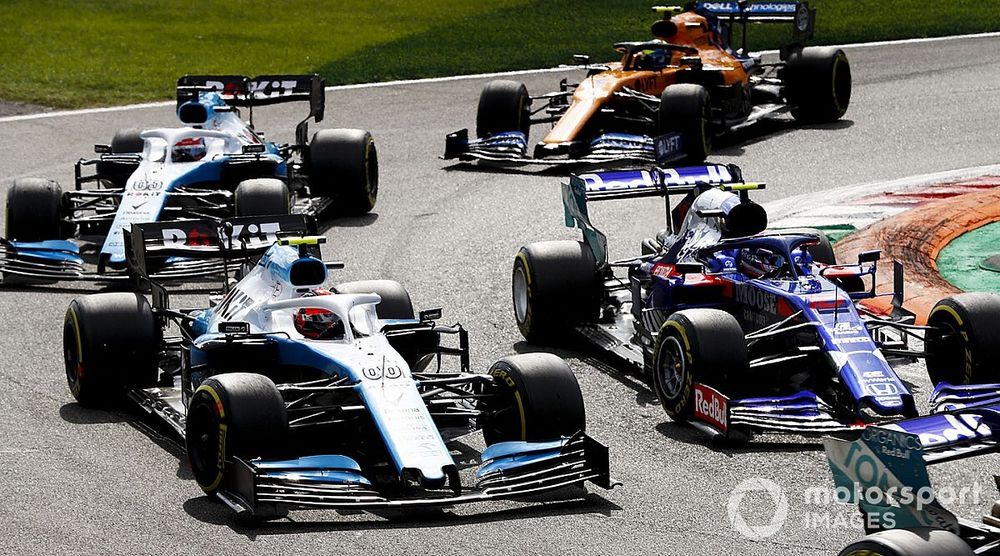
[171,137,207,162]
[635,49,668,69]
[738,247,786,279]
[294,308,346,340]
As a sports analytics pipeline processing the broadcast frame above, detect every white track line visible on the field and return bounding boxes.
[2,31,999,125]
[765,163,1000,220]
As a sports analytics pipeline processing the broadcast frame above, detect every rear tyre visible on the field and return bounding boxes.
[333,280,439,367]
[658,83,711,163]
[111,128,144,153]
[837,528,973,556]
[234,178,291,217]
[512,241,602,343]
[5,178,65,241]
[333,279,414,319]
[925,293,1000,386]
[476,80,531,138]
[63,293,160,408]
[308,129,378,216]
[185,373,288,495]
[483,353,586,444]
[653,309,747,419]
[784,46,852,123]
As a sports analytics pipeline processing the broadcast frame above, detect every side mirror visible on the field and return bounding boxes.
[858,250,881,264]
[94,144,111,154]
[573,54,590,65]
[419,308,443,322]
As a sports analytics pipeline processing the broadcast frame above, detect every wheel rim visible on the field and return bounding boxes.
[512,266,529,324]
[63,320,82,392]
[186,401,222,487]
[656,335,686,399]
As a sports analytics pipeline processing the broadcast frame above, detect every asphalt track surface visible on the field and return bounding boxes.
[2,36,1000,556]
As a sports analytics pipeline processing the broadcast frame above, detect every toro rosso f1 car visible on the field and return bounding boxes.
[825,381,1000,556]
[62,216,613,518]
[2,74,378,285]
[512,163,1000,441]
[444,2,849,167]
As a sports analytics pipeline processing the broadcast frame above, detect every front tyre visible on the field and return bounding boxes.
[483,353,585,444]
[512,241,601,343]
[476,80,531,138]
[63,293,160,408]
[5,178,66,241]
[308,129,379,216]
[784,46,852,123]
[837,528,973,556]
[185,373,288,495]
[658,83,711,163]
[234,178,291,217]
[925,293,1000,386]
[653,309,746,419]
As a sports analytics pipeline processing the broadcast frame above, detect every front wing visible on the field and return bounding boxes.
[443,129,685,167]
[215,433,615,517]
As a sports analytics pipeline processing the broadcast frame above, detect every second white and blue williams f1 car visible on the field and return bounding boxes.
[512,163,1000,441]
[2,74,378,286]
[61,216,614,518]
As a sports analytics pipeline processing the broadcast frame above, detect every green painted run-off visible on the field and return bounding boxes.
[937,221,1000,294]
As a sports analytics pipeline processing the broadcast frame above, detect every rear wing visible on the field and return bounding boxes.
[562,164,759,265]
[177,74,325,144]
[686,1,816,53]
[126,214,314,280]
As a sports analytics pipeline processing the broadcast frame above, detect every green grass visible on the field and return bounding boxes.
[3,0,1000,108]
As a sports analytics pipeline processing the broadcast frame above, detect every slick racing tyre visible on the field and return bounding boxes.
[96,128,144,189]
[925,293,1000,386]
[512,240,602,343]
[658,83,711,163]
[234,178,291,217]
[483,353,586,444]
[653,309,747,420]
[63,293,160,408]
[308,128,379,216]
[186,373,288,495]
[333,280,439,368]
[784,46,852,123]
[111,128,144,154]
[5,178,66,241]
[476,80,531,138]
[837,528,973,556]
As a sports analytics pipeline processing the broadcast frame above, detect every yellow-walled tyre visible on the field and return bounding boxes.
[483,353,585,445]
[925,292,1000,386]
[185,373,287,495]
[652,309,746,420]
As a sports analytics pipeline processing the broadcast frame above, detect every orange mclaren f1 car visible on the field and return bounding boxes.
[444,1,850,167]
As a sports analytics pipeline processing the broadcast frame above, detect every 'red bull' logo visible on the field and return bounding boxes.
[694,383,728,433]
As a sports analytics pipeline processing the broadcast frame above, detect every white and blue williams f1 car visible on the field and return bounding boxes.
[825,382,1000,555]
[2,74,378,286]
[62,216,613,519]
[512,163,1000,441]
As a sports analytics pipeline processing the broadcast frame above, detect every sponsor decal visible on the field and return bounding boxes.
[734,283,777,313]
[131,178,162,191]
[652,262,674,279]
[160,221,283,249]
[661,165,733,186]
[867,383,900,396]
[248,79,299,99]
[834,336,870,345]
[693,383,728,433]
[833,321,863,335]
